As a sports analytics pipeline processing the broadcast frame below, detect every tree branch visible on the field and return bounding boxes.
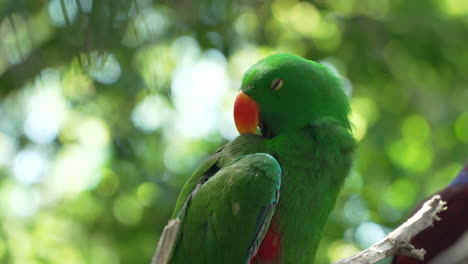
[334,195,447,264]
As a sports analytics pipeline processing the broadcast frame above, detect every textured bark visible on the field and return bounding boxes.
[335,195,447,264]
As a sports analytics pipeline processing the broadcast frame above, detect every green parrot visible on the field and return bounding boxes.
[168,53,355,264]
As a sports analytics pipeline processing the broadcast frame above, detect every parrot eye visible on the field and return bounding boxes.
[271,79,283,91]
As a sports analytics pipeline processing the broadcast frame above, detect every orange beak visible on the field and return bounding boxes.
[234,91,259,134]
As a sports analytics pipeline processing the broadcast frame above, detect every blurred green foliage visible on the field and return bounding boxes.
[0,0,467,263]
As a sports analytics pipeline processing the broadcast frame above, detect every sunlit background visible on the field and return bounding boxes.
[0,0,467,263]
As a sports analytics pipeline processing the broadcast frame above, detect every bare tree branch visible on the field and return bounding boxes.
[334,195,447,264]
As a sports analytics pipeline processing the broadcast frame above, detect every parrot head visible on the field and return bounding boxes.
[234,53,351,138]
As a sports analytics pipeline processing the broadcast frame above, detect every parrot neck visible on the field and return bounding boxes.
[263,120,355,263]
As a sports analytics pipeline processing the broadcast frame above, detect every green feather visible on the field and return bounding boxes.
[170,153,281,263]
[169,53,355,263]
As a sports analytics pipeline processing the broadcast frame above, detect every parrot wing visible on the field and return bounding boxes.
[169,153,281,264]
[171,145,225,220]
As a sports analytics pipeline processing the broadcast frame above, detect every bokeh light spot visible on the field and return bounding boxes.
[163,137,211,174]
[136,182,159,207]
[342,169,364,192]
[88,52,121,84]
[228,47,262,80]
[48,137,108,199]
[134,9,169,42]
[113,194,142,226]
[217,89,239,140]
[289,2,321,36]
[97,169,120,196]
[13,149,47,185]
[344,195,369,224]
[132,95,172,133]
[171,49,229,138]
[385,178,417,210]
[350,111,367,141]
[234,11,258,37]
[351,97,379,126]
[23,69,67,145]
[402,115,430,143]
[0,14,33,65]
[327,240,360,263]
[388,139,433,172]
[62,60,95,99]
[441,0,468,16]
[75,118,110,147]
[48,0,78,27]
[8,186,40,217]
[354,222,386,249]
[0,132,16,167]
[133,44,175,91]
[171,36,201,65]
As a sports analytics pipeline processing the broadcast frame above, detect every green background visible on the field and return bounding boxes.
[0,0,467,263]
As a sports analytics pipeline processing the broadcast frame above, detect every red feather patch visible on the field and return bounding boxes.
[250,218,282,263]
